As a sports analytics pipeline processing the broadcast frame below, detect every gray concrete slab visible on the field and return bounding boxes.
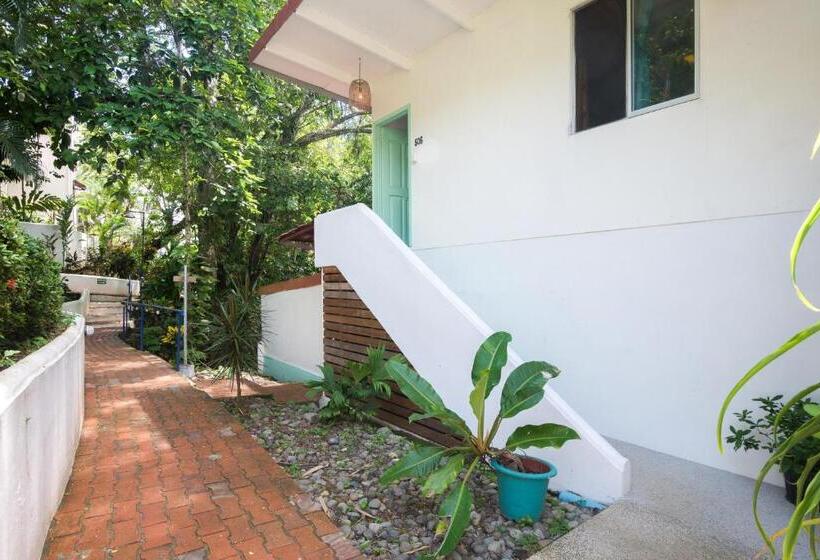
[534,501,747,560]
[531,439,807,560]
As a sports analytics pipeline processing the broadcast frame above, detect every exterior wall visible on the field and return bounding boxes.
[260,276,324,382]
[62,273,140,298]
[370,0,820,482]
[0,316,85,560]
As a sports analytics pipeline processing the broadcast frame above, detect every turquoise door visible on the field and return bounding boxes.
[374,123,409,243]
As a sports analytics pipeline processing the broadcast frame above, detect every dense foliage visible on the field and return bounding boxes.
[0,218,68,363]
[2,0,371,366]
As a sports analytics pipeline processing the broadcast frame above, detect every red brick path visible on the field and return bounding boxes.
[42,307,362,560]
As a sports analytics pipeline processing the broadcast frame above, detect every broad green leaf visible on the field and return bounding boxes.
[435,460,477,557]
[471,331,512,397]
[380,445,448,485]
[422,453,465,497]
[807,404,820,418]
[386,358,471,436]
[500,361,558,419]
[717,322,820,452]
[506,423,580,451]
[790,197,820,312]
[386,357,447,413]
[408,409,471,437]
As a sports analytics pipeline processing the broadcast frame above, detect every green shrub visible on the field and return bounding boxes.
[306,346,395,422]
[0,218,67,356]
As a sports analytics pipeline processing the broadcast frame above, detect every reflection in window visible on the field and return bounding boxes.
[632,0,696,111]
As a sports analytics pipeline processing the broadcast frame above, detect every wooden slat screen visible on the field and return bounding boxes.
[322,267,462,447]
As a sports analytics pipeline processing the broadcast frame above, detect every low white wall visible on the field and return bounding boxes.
[0,316,85,560]
[62,273,140,297]
[62,289,90,317]
[316,204,629,502]
[260,278,324,382]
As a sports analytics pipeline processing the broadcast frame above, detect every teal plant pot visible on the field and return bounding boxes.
[491,457,557,521]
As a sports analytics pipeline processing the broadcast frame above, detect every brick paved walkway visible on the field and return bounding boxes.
[42,305,362,560]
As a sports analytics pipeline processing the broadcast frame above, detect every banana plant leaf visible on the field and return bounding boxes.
[500,361,558,419]
[471,331,512,397]
[506,423,580,451]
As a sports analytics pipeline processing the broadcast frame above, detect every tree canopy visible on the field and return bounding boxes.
[2,0,372,364]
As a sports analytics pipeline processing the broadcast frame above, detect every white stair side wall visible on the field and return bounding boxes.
[315,204,629,502]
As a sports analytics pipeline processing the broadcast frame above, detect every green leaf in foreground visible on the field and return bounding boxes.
[386,357,471,436]
[471,331,512,397]
[500,361,557,419]
[506,423,580,451]
[379,445,448,485]
[422,453,465,497]
[435,460,477,557]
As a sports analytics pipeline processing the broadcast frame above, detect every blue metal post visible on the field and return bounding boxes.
[138,303,145,351]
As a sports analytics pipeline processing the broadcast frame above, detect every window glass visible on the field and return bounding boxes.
[574,0,627,132]
[632,0,696,111]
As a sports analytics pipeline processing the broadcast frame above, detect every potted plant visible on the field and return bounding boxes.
[380,331,579,557]
[726,395,820,504]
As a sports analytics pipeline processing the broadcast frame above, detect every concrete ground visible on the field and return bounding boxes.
[534,440,805,560]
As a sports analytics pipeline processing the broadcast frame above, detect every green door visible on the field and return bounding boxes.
[374,124,409,243]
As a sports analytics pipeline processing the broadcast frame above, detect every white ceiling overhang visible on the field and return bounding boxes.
[249,0,497,106]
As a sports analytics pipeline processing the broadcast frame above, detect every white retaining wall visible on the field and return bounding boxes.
[62,289,90,317]
[0,316,85,560]
[62,273,140,298]
[260,279,324,382]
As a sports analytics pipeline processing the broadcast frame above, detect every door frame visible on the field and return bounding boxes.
[373,104,412,246]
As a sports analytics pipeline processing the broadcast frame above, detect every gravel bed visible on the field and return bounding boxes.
[225,398,601,559]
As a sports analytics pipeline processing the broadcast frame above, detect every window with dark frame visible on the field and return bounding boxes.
[574,0,696,133]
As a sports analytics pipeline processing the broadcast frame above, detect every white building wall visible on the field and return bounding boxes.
[370,0,820,481]
[2,138,77,201]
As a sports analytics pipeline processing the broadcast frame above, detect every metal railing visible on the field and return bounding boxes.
[121,300,184,370]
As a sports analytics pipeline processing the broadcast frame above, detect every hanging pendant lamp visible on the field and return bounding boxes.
[348,57,371,111]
